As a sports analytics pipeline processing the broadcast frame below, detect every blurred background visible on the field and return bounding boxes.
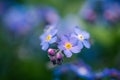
[0,0,120,80]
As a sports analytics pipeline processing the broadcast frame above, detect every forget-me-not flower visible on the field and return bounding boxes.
[72,27,90,48]
[58,35,82,58]
[40,29,57,50]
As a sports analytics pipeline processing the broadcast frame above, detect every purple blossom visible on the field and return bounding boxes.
[3,5,40,35]
[71,64,93,78]
[40,29,57,50]
[38,7,60,25]
[58,35,82,58]
[80,0,97,23]
[103,3,120,24]
[72,27,90,49]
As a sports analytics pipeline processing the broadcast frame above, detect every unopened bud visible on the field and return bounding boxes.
[48,48,55,56]
[56,53,63,60]
[56,53,63,65]
[50,56,56,65]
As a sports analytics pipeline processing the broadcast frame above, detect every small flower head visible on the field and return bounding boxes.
[58,35,82,58]
[46,34,52,41]
[40,7,60,25]
[56,53,63,65]
[40,29,57,50]
[49,56,56,65]
[72,27,90,48]
[56,52,63,60]
[48,48,56,56]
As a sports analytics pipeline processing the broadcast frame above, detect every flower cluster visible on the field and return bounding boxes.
[39,25,90,65]
[2,5,59,36]
[53,60,120,80]
[80,0,97,23]
[103,2,120,24]
[38,7,60,25]
[80,0,120,25]
[3,5,40,35]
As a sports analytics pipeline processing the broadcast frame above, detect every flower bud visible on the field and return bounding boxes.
[50,56,56,65]
[48,48,55,56]
[56,53,63,60]
[56,53,63,65]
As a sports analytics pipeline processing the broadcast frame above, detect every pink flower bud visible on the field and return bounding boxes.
[48,48,55,56]
[56,53,63,60]
[56,53,63,65]
[50,56,56,65]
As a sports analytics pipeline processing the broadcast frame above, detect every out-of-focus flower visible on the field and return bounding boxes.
[58,36,81,58]
[104,2,120,24]
[80,0,97,23]
[104,9,117,23]
[80,0,120,26]
[3,5,40,35]
[71,60,93,79]
[53,59,120,79]
[94,72,104,80]
[72,27,90,48]
[40,29,57,50]
[53,60,94,79]
[81,8,96,23]
[38,7,60,25]
[43,9,59,25]
[109,69,120,78]
[103,68,120,79]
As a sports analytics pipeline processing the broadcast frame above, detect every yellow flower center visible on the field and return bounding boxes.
[65,42,72,49]
[78,34,84,41]
[46,35,51,41]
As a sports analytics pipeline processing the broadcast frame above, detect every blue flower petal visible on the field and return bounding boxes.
[70,37,78,45]
[78,41,83,49]
[83,40,90,48]
[42,43,49,50]
[40,41,46,46]
[64,50,72,58]
[82,31,90,39]
[71,46,81,53]
[74,27,82,34]
[40,33,48,41]
[58,44,65,50]
[51,29,57,36]
[61,35,68,43]
[49,36,57,44]
[71,33,76,38]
